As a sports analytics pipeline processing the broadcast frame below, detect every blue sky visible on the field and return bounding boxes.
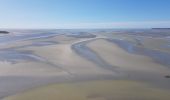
[0,0,170,29]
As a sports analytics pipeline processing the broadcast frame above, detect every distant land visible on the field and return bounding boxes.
[0,31,9,34]
[152,28,170,30]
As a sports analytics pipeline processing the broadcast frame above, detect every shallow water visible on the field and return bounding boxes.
[0,50,44,64]
[71,40,117,72]
[0,32,60,45]
[107,38,170,66]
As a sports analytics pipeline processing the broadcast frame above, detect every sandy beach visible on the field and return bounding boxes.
[0,29,170,100]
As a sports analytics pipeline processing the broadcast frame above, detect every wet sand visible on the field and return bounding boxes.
[0,29,170,100]
[3,80,170,100]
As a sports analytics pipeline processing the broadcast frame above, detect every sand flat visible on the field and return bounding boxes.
[3,80,170,100]
[87,39,170,74]
[26,43,114,76]
[0,61,67,77]
[0,29,170,99]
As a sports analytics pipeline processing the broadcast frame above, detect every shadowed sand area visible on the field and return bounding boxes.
[0,29,170,100]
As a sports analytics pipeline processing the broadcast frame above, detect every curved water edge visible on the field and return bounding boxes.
[71,38,118,72]
[0,32,62,45]
[106,38,170,67]
[0,50,45,64]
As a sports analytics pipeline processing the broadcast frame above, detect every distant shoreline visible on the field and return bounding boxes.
[152,28,170,30]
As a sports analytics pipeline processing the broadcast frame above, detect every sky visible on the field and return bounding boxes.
[0,0,170,29]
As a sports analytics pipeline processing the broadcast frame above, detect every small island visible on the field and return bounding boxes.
[0,31,9,34]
